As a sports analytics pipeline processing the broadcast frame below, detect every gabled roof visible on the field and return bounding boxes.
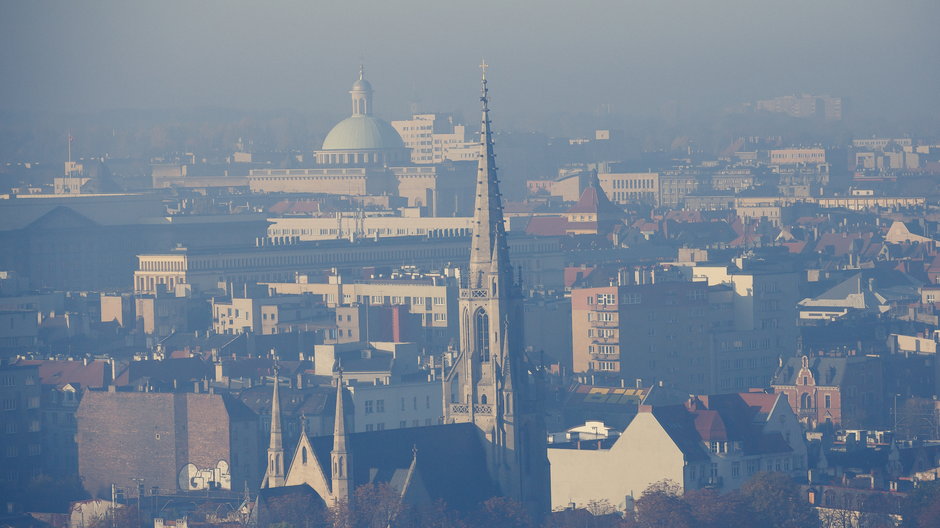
[772,356,860,387]
[567,184,622,217]
[307,423,497,512]
[646,393,794,460]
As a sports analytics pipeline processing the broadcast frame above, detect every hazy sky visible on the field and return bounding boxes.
[1,0,938,127]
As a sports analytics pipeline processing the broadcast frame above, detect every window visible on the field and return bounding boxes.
[597,293,615,305]
[376,423,385,431]
[364,400,374,414]
[376,400,385,413]
[475,310,490,362]
[365,424,374,432]
[824,394,831,409]
[1,399,15,411]
[400,421,407,428]
[624,293,641,305]
[732,462,740,478]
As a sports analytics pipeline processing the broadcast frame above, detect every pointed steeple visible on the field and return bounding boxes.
[262,364,286,488]
[468,60,512,290]
[330,368,351,504]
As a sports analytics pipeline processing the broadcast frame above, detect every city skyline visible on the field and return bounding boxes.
[2,0,939,127]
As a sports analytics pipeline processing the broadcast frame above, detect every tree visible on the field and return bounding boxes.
[900,480,940,528]
[263,489,327,528]
[632,481,694,528]
[469,496,533,528]
[740,472,819,528]
[682,488,753,528]
[22,474,89,513]
[85,505,140,528]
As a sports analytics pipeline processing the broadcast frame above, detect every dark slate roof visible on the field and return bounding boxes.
[308,423,498,511]
[772,356,855,387]
[649,393,794,461]
[650,405,710,462]
[115,357,213,387]
[237,384,332,417]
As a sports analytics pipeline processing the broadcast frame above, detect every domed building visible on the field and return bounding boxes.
[315,68,411,166]
[249,67,475,217]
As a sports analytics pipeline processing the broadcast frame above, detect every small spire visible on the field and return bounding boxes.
[359,63,365,80]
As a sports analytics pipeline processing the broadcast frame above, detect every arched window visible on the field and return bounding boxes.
[481,394,488,405]
[475,309,490,362]
[800,392,811,409]
[338,456,344,477]
[302,446,307,464]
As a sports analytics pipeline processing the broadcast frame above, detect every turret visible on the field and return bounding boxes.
[262,365,286,488]
[330,369,352,504]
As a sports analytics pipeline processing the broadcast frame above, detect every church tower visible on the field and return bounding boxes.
[330,370,352,505]
[262,366,286,488]
[443,64,550,517]
[350,65,373,116]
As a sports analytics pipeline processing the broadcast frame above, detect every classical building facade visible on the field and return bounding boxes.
[247,69,476,216]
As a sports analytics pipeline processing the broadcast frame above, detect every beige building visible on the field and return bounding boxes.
[134,234,565,295]
[265,271,459,348]
[815,196,925,211]
[770,148,827,165]
[548,392,806,511]
[267,213,476,241]
[598,172,660,207]
[211,296,323,335]
[570,278,726,394]
[691,262,800,393]
[390,113,481,164]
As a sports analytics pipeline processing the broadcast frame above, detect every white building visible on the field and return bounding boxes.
[391,113,481,164]
[548,392,806,511]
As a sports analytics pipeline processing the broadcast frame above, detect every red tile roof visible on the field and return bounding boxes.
[15,359,108,389]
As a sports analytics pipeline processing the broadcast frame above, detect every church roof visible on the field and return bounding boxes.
[321,115,405,151]
[308,423,497,511]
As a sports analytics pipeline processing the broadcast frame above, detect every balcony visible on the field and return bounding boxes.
[449,403,493,416]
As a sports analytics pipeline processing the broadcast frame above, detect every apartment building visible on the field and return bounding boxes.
[692,261,800,392]
[571,279,725,394]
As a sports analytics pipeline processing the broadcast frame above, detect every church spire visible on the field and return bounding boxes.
[468,60,511,290]
[330,368,351,504]
[262,364,285,488]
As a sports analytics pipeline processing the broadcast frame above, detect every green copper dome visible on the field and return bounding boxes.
[321,115,405,151]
